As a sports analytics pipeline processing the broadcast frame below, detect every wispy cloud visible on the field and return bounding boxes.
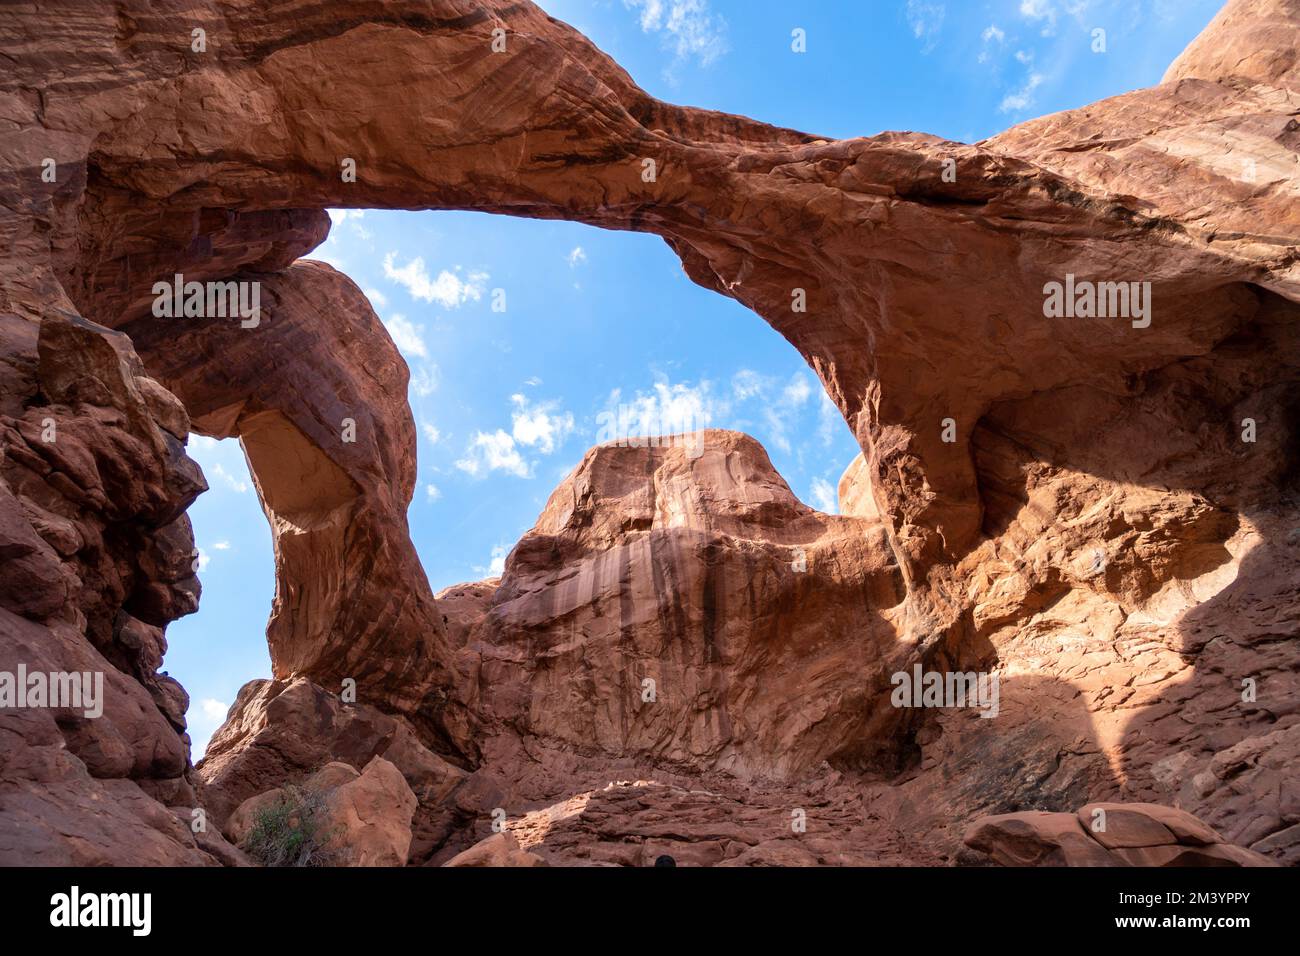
[327,208,371,241]
[383,313,428,358]
[210,462,249,494]
[474,544,509,579]
[818,390,842,447]
[622,0,729,76]
[1000,69,1045,112]
[188,436,252,494]
[511,394,575,455]
[189,697,230,760]
[455,392,575,479]
[603,378,720,442]
[810,477,838,514]
[906,0,946,53]
[567,246,587,267]
[456,429,531,479]
[726,369,819,454]
[979,23,1007,62]
[410,365,440,397]
[1018,0,1094,37]
[382,252,487,308]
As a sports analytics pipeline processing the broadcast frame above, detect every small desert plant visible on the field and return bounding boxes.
[241,784,349,867]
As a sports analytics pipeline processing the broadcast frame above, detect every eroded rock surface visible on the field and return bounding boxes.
[0,313,225,864]
[0,0,1296,865]
[963,802,1277,867]
[228,756,417,867]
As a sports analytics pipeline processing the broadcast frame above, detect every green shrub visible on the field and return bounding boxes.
[241,784,349,867]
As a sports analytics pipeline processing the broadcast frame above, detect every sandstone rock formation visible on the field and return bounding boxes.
[199,677,469,862]
[443,832,548,868]
[228,757,417,866]
[0,312,229,864]
[454,431,910,780]
[963,802,1277,867]
[0,0,1296,866]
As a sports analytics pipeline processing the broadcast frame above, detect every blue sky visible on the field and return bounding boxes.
[169,0,1225,757]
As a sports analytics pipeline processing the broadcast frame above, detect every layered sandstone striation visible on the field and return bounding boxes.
[0,0,1296,865]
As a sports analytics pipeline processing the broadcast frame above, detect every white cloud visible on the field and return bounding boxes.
[524,376,543,387]
[622,0,728,68]
[382,252,488,308]
[906,0,946,53]
[410,364,440,397]
[188,436,253,494]
[810,478,838,514]
[426,483,442,502]
[1019,0,1054,21]
[567,246,587,267]
[783,376,812,407]
[383,313,427,358]
[421,422,441,445]
[763,409,793,454]
[475,544,509,579]
[602,379,719,444]
[210,463,249,494]
[189,437,254,504]
[456,430,531,478]
[212,541,231,551]
[188,698,231,761]
[1000,72,1045,112]
[194,549,211,572]
[510,394,574,455]
[326,209,372,241]
[363,287,388,308]
[1017,0,1091,35]
[731,369,764,402]
[818,390,842,447]
[726,371,815,453]
[455,395,573,478]
[979,24,1007,62]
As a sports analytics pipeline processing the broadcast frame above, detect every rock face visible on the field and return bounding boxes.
[228,757,417,867]
[0,0,1297,865]
[456,431,910,781]
[443,832,548,868]
[0,311,227,864]
[198,678,469,863]
[122,263,475,751]
[963,803,1277,867]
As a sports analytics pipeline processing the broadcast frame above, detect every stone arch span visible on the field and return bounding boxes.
[3,0,1297,779]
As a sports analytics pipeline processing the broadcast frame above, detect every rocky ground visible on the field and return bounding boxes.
[0,0,1296,866]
